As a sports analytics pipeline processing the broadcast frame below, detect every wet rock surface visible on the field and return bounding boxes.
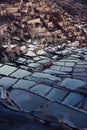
[0,46,87,130]
[0,0,87,130]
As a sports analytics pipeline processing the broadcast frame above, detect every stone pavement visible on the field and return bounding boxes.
[0,44,87,129]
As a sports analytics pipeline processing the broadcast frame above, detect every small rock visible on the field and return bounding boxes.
[26,50,36,57]
[71,41,80,47]
[36,49,46,55]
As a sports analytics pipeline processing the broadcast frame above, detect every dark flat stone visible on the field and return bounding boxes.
[10,69,31,78]
[60,78,86,90]
[12,79,36,89]
[39,102,87,129]
[47,88,68,101]
[62,92,84,106]
[0,104,57,130]
[31,84,52,96]
[9,89,48,112]
[0,65,17,76]
[0,77,17,89]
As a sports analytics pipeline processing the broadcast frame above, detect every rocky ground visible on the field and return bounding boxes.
[0,0,87,62]
[0,0,87,130]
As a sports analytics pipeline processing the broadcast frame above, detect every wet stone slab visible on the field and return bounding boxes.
[53,61,75,67]
[60,66,73,73]
[73,65,86,73]
[60,78,86,90]
[72,72,87,77]
[53,61,65,66]
[72,75,87,82]
[46,88,68,102]
[31,84,52,96]
[28,63,41,68]
[37,59,51,64]
[0,103,59,130]
[39,102,87,129]
[0,77,17,89]
[62,92,84,106]
[0,65,17,76]
[19,65,29,70]
[32,72,61,81]
[60,58,79,63]
[71,54,82,59]
[39,56,51,60]
[9,89,48,112]
[24,75,58,86]
[10,69,31,78]
[16,58,27,63]
[50,65,61,71]
[77,61,87,65]
[43,69,68,76]
[12,79,36,89]
[65,62,75,67]
[73,68,86,73]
